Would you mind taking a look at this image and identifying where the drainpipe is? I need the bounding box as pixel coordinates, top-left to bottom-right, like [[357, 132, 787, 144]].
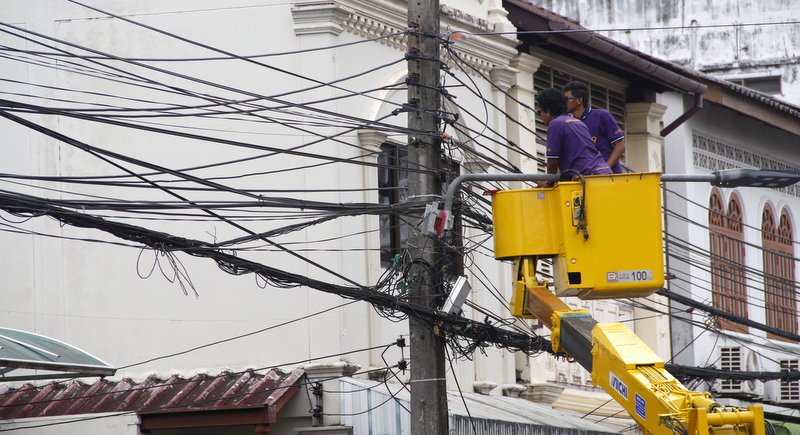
[[660, 92, 705, 137]]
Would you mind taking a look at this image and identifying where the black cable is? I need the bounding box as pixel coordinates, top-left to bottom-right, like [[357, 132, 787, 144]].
[[0, 100, 436, 176], [0, 22, 426, 145], [657, 288, 800, 342], [117, 299, 363, 369], [445, 345, 477, 435], [67, 0, 406, 110], [0, 190, 554, 356], [0, 29, 409, 62]]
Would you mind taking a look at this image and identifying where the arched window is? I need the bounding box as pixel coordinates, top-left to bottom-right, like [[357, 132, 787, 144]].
[[763, 206, 798, 340], [709, 190, 748, 332]]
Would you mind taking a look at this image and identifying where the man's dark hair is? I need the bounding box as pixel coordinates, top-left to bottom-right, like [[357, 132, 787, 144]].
[[537, 87, 567, 115], [564, 81, 590, 105]]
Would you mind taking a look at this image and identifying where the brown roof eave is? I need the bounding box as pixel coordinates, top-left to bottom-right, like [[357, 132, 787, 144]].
[[503, 0, 707, 95], [704, 81, 800, 137]]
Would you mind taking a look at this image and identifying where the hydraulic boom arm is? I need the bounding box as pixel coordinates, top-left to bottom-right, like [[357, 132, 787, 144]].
[[514, 257, 766, 435]]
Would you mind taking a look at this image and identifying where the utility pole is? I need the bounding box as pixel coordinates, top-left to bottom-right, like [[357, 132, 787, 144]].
[[407, 0, 448, 434]]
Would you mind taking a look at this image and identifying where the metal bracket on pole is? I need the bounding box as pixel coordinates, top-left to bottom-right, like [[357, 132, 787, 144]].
[[439, 173, 560, 235]]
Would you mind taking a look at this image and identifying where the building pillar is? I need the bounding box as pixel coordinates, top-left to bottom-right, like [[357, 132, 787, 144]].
[[357, 129, 392, 373], [625, 102, 667, 172], [486, 0, 517, 34], [624, 101, 672, 360], [301, 361, 360, 428], [506, 53, 543, 176]]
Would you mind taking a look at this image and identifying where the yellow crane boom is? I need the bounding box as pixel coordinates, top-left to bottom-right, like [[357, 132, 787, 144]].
[[491, 174, 767, 435]]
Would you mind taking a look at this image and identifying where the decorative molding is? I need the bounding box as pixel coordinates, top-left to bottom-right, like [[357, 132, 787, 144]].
[[293, 0, 519, 76], [501, 383, 527, 398], [440, 4, 491, 30], [626, 102, 667, 135], [510, 53, 544, 82], [473, 380, 498, 395], [291, 1, 351, 36], [486, 0, 517, 35], [692, 131, 800, 197], [357, 129, 389, 154], [489, 65, 517, 92]]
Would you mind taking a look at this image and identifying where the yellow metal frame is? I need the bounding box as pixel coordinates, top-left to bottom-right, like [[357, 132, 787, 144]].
[[492, 173, 664, 300], [592, 323, 765, 435], [496, 173, 767, 435]]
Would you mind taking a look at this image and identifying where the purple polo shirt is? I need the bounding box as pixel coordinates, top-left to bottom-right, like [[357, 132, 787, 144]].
[[580, 108, 625, 173], [546, 114, 612, 175]]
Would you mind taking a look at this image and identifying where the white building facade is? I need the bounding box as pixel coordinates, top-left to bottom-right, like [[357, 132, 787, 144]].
[[527, 0, 800, 105], [5, 0, 795, 433]]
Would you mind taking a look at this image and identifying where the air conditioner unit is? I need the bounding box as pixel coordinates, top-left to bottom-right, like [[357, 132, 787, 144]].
[[714, 346, 764, 399], [777, 359, 800, 404]]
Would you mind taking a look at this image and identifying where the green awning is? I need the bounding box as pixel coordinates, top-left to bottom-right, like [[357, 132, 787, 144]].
[[0, 327, 115, 380], [769, 419, 800, 435]]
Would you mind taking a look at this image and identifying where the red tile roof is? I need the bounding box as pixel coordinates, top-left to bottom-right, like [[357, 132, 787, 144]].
[[0, 368, 304, 423]]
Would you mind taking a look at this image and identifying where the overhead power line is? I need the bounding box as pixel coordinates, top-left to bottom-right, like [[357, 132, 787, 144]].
[[0, 189, 554, 357], [657, 289, 800, 342], [665, 363, 800, 383]]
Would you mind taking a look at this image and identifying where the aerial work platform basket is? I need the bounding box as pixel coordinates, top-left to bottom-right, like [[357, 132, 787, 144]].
[[491, 172, 664, 300]]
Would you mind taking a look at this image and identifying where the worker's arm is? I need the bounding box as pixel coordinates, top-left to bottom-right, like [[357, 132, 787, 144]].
[[541, 158, 559, 187], [607, 139, 625, 169], [546, 158, 559, 174]]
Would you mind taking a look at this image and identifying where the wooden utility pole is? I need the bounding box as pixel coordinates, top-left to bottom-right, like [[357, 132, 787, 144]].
[[407, 0, 448, 434]]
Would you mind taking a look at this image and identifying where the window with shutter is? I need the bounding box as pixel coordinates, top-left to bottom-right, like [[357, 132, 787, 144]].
[[533, 66, 626, 166]]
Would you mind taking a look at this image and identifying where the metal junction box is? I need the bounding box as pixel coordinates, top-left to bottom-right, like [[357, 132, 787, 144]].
[[491, 173, 664, 299]]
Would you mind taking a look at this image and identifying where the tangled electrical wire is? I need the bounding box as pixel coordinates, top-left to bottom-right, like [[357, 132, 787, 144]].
[[0, 189, 555, 359]]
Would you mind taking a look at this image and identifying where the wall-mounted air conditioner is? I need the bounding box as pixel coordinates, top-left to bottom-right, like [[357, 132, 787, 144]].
[[713, 346, 764, 399], [777, 359, 800, 404]]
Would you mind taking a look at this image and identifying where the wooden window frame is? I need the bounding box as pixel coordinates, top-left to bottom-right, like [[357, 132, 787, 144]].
[[763, 206, 798, 341], [709, 189, 748, 332]]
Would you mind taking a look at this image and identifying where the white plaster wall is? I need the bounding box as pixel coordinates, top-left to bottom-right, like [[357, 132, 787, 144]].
[[0, 414, 141, 435], [0, 0, 518, 398], [663, 93, 800, 385], [529, 0, 800, 105]]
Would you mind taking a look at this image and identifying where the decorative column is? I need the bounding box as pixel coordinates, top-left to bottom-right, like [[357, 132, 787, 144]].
[[490, 64, 516, 166], [357, 129, 391, 375], [625, 102, 668, 172], [624, 101, 671, 359], [506, 53, 543, 175], [299, 361, 360, 433], [486, 0, 517, 34]]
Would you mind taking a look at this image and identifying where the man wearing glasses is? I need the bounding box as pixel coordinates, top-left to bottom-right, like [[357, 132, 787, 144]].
[[537, 87, 612, 179], [563, 81, 626, 174]]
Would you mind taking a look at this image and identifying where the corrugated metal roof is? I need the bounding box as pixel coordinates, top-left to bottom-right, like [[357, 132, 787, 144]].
[[447, 390, 618, 433], [339, 377, 621, 435], [0, 328, 115, 379], [0, 368, 303, 421]]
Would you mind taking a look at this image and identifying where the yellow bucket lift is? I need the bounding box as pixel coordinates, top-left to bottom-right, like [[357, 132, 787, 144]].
[[437, 169, 784, 435], [491, 172, 664, 300], [478, 172, 767, 435]]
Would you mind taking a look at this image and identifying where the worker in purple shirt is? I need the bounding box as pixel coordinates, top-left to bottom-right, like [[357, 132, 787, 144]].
[[564, 81, 626, 173], [537, 87, 612, 178]]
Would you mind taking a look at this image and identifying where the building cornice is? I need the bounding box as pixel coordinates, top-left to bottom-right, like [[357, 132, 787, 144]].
[[292, 0, 519, 75]]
